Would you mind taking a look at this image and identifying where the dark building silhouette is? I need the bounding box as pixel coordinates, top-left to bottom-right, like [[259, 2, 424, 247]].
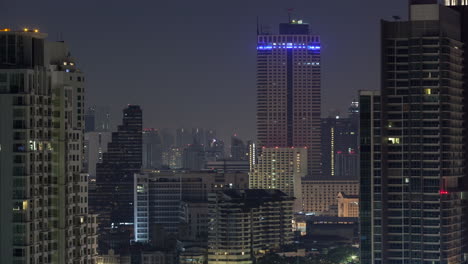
[[321, 104, 359, 178], [85, 107, 96, 132], [92, 105, 143, 253], [182, 142, 206, 170], [360, 3, 466, 263], [230, 135, 248, 161], [142, 128, 163, 169]]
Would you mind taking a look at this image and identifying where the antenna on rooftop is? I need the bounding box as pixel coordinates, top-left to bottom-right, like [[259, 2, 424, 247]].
[[287, 8, 295, 23]]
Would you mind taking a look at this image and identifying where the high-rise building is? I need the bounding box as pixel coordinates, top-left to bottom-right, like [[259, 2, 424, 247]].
[[84, 131, 112, 178], [230, 134, 248, 161], [321, 115, 359, 177], [92, 105, 142, 252], [0, 29, 97, 263], [256, 20, 321, 176], [207, 189, 294, 264], [176, 128, 192, 148], [85, 107, 96, 132], [249, 147, 307, 211], [360, 3, 465, 263], [134, 170, 249, 243], [142, 128, 163, 169], [182, 143, 206, 170]]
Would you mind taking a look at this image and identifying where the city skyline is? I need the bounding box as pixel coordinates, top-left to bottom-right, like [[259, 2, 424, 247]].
[[0, 0, 407, 141]]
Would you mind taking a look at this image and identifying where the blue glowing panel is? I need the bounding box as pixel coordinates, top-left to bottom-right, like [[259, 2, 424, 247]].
[[257, 43, 320, 50]]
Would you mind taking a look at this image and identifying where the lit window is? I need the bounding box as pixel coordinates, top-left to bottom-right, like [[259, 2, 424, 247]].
[[424, 88, 432, 95], [388, 138, 400, 144]]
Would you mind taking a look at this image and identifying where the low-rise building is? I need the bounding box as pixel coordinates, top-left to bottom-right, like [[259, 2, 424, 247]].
[[208, 189, 294, 264]]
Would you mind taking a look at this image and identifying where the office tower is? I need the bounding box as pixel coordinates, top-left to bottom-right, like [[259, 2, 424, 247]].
[[334, 151, 359, 178], [257, 20, 321, 176], [230, 134, 248, 161], [0, 29, 97, 263], [205, 138, 225, 161], [302, 177, 359, 215], [162, 147, 183, 169], [182, 143, 206, 170], [321, 114, 359, 177], [176, 128, 192, 147], [142, 128, 163, 169], [249, 148, 307, 211], [337, 192, 359, 218], [93, 105, 142, 252], [134, 170, 249, 243], [207, 189, 294, 264], [83, 131, 112, 178], [191, 128, 205, 146], [94, 106, 111, 132], [205, 129, 216, 147], [85, 107, 96, 132], [360, 3, 465, 263]]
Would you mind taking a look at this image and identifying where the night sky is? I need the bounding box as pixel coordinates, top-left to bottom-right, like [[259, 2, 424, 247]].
[[1, 0, 407, 142]]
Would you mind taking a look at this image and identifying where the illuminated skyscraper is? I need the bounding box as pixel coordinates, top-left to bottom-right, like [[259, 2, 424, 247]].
[[0, 29, 97, 263], [256, 20, 321, 177]]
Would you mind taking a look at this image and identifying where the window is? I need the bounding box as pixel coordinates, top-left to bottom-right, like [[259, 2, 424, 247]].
[[388, 138, 400, 144]]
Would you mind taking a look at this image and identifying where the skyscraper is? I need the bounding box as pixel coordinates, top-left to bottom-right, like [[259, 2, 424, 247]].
[[142, 128, 163, 169], [360, 3, 464, 263], [0, 29, 97, 263], [92, 105, 142, 252], [256, 20, 321, 176], [321, 113, 359, 178]]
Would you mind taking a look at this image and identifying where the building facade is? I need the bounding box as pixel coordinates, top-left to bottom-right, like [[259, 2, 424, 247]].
[[142, 128, 163, 170], [360, 3, 465, 263], [337, 192, 359, 218], [134, 170, 249, 243], [0, 29, 97, 264], [302, 177, 359, 215], [92, 105, 142, 252], [207, 189, 294, 264], [256, 21, 321, 177], [249, 147, 307, 212]]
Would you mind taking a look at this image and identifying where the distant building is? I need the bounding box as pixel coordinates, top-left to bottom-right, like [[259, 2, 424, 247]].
[[207, 189, 294, 264], [162, 147, 183, 169], [321, 111, 358, 178], [182, 143, 206, 170], [302, 176, 358, 215], [85, 107, 96, 132], [205, 160, 250, 173], [205, 138, 225, 161], [134, 170, 249, 243], [250, 148, 307, 212], [92, 105, 143, 253], [84, 131, 112, 178], [257, 20, 322, 176], [143, 128, 163, 169], [337, 192, 359, 218], [230, 135, 248, 161], [141, 251, 176, 264]]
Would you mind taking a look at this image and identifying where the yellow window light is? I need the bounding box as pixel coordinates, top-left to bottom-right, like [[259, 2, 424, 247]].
[[424, 88, 432, 95], [23, 28, 28, 32]]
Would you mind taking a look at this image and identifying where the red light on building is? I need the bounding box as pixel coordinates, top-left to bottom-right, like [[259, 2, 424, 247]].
[[439, 190, 449, 195]]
